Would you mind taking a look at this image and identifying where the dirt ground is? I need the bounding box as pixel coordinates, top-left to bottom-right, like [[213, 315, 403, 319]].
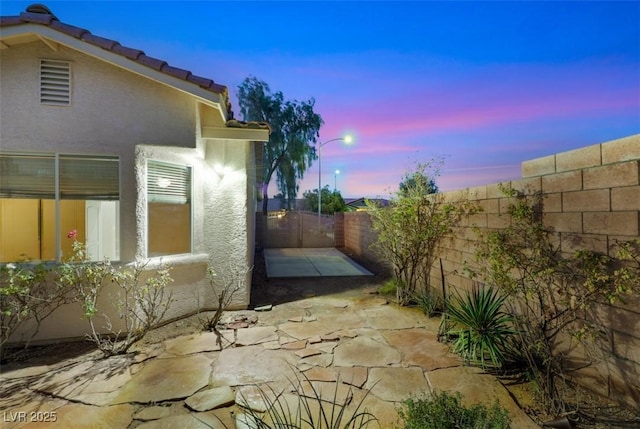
[[2, 248, 638, 428]]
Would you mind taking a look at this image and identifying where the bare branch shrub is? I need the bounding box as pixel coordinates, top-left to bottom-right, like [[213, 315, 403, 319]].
[[1, 262, 77, 356], [199, 261, 252, 349], [66, 241, 174, 357], [471, 186, 640, 414]]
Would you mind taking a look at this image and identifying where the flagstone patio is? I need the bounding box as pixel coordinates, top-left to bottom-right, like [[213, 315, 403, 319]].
[[0, 288, 539, 428]]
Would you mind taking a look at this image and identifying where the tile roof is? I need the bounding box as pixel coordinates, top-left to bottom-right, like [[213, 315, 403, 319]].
[[1, 3, 270, 133]]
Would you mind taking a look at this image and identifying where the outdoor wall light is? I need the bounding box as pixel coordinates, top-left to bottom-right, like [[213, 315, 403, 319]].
[[156, 177, 171, 188], [214, 164, 232, 176]]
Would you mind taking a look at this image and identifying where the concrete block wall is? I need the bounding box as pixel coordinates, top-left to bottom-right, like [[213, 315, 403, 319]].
[[343, 134, 640, 408], [334, 213, 345, 248], [342, 211, 393, 276]]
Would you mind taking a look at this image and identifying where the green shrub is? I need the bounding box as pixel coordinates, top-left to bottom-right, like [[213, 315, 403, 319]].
[[412, 289, 442, 317], [397, 391, 511, 429], [378, 279, 399, 296], [367, 160, 477, 306]]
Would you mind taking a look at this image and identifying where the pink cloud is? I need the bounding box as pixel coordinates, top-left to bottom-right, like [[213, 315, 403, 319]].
[[311, 57, 638, 144], [320, 84, 635, 141]]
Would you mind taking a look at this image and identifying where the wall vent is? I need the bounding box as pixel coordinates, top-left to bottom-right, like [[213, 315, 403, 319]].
[[40, 59, 71, 105]]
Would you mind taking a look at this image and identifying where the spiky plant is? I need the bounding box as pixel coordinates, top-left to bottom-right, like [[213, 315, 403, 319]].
[[446, 284, 514, 369], [237, 370, 378, 429]]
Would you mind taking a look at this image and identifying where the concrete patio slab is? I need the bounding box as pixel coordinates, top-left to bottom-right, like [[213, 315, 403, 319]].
[[264, 248, 373, 278]]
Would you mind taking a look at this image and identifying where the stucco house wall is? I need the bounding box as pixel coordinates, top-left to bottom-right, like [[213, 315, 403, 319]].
[[0, 6, 268, 343], [1, 41, 203, 263]]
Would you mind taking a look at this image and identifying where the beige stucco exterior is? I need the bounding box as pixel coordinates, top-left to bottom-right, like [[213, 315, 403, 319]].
[[1, 29, 268, 343]]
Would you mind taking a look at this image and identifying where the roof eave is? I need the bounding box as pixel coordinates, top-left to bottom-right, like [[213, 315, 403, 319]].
[[203, 126, 270, 142]]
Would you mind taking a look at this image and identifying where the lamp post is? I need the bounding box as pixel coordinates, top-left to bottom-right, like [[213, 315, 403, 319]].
[[318, 136, 352, 229], [334, 169, 340, 191]]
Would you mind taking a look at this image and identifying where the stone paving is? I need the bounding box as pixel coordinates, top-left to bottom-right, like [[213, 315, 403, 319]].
[[0, 290, 539, 428]]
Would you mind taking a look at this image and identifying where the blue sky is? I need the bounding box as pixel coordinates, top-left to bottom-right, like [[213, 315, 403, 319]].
[[3, 1, 639, 197]]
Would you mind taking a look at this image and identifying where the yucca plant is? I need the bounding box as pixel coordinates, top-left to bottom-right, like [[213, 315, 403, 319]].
[[237, 370, 378, 428], [445, 283, 514, 369]]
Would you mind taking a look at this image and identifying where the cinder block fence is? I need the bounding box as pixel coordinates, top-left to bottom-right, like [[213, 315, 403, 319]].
[[342, 134, 640, 408]]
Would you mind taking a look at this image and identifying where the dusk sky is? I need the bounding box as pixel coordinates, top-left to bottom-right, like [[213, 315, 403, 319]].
[[3, 1, 639, 198]]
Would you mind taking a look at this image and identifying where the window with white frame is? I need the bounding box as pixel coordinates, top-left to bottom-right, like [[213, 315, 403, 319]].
[[0, 153, 120, 263], [147, 160, 192, 257]]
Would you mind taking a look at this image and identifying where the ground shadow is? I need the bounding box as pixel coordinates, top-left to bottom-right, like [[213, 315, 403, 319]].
[[1, 340, 96, 367]]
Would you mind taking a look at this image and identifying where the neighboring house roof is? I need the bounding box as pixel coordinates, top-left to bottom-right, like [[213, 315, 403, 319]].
[[345, 198, 390, 209], [0, 3, 270, 134]]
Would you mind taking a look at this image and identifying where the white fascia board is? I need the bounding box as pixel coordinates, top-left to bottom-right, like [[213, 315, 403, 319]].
[[202, 126, 270, 142], [1, 24, 227, 121]]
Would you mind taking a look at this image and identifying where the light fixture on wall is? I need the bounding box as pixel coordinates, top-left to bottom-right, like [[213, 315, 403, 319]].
[[156, 177, 171, 188], [214, 164, 232, 177]]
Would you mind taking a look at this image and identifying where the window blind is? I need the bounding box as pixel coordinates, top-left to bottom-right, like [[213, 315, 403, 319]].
[[40, 59, 71, 105], [0, 153, 119, 200], [59, 155, 119, 200], [147, 161, 191, 204], [0, 153, 55, 198]]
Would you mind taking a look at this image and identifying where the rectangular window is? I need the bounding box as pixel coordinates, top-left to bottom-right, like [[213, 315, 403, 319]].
[[147, 160, 191, 257], [40, 59, 71, 105], [0, 153, 119, 263]]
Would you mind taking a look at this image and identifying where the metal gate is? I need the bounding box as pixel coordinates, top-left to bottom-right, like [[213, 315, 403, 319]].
[[263, 211, 334, 248]]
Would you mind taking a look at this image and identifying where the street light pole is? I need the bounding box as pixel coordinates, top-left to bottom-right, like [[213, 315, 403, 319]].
[[334, 169, 340, 191], [317, 136, 352, 230]]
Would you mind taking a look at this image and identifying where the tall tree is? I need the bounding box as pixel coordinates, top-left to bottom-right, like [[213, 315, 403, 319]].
[[237, 77, 323, 214], [399, 170, 439, 195]]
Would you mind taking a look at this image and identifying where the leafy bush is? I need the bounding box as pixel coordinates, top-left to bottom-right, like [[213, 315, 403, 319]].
[[445, 284, 514, 369], [378, 279, 399, 296], [367, 160, 476, 306], [397, 391, 511, 429]]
